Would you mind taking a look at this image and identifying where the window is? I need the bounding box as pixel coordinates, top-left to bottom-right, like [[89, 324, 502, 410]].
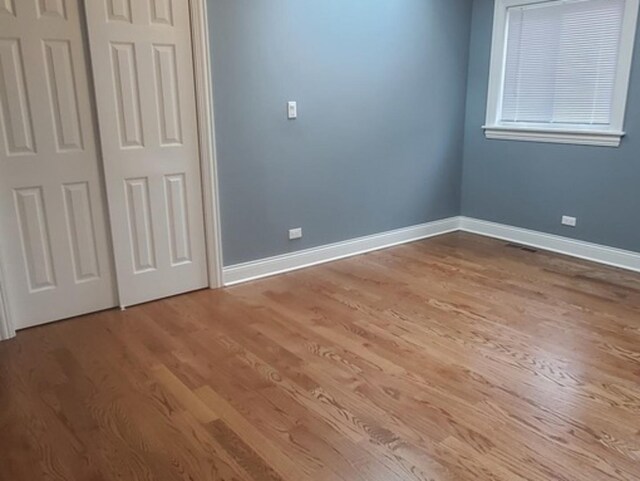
[[484, 0, 639, 147]]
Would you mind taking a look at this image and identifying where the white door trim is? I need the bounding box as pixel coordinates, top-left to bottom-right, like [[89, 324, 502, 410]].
[[0, 241, 15, 340], [190, 0, 224, 288]]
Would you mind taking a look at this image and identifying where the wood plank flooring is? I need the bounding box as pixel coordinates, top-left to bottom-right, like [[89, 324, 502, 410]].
[[1, 232, 640, 481]]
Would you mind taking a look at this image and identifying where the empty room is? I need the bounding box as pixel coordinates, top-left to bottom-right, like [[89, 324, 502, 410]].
[[1, 0, 639, 480]]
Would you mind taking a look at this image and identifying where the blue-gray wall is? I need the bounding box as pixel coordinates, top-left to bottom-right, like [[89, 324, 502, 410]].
[[209, 0, 473, 266], [462, 0, 640, 253]]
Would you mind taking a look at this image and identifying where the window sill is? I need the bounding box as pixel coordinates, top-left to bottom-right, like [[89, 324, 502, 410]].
[[482, 125, 624, 147]]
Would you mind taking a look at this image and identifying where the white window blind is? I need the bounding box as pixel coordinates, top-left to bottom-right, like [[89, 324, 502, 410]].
[[501, 0, 626, 126]]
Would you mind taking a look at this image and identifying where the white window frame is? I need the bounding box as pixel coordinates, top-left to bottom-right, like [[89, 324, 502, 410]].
[[483, 0, 640, 147]]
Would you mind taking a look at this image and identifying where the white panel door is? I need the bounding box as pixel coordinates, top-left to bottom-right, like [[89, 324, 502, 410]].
[[0, 0, 117, 328], [84, 0, 208, 307]]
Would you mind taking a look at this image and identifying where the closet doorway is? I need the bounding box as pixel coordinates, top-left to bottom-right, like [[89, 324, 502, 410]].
[[0, 0, 220, 332]]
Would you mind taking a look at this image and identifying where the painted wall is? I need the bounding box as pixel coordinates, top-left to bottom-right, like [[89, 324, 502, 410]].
[[208, 0, 473, 266], [462, 0, 640, 253]]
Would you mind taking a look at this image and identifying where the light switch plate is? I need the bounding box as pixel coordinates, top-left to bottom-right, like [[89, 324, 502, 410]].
[[287, 101, 297, 119]]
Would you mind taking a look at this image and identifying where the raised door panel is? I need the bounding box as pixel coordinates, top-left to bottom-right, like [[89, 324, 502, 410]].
[[0, 39, 36, 156], [13, 187, 56, 292], [43, 40, 84, 152], [0, 0, 15, 16], [150, 0, 173, 25], [124, 177, 156, 273], [62, 182, 101, 282], [164, 174, 191, 266], [107, 0, 132, 23], [152, 44, 182, 146], [37, 0, 67, 19], [110, 42, 144, 148]]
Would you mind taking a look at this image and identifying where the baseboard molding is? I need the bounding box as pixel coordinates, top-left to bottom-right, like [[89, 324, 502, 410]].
[[223, 216, 640, 286], [223, 217, 461, 285], [459, 217, 640, 273]]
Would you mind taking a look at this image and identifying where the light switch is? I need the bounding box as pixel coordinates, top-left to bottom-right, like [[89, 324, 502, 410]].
[[287, 101, 297, 119]]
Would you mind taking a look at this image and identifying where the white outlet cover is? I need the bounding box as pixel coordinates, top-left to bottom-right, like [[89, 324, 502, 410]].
[[289, 228, 302, 240], [562, 216, 577, 227]]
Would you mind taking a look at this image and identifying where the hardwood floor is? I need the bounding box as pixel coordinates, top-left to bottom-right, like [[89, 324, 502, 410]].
[[1, 232, 640, 481]]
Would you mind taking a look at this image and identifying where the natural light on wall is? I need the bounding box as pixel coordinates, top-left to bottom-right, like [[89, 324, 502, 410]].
[[484, 0, 640, 147]]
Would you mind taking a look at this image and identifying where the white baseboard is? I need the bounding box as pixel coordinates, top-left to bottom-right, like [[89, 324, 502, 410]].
[[459, 217, 640, 273], [223, 217, 461, 285], [223, 216, 640, 286]]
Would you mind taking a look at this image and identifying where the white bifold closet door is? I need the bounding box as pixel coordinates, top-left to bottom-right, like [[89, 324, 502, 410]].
[[84, 0, 208, 308], [0, 0, 117, 328]]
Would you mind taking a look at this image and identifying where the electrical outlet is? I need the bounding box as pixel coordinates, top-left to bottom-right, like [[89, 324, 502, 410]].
[[562, 216, 577, 227], [289, 228, 302, 240]]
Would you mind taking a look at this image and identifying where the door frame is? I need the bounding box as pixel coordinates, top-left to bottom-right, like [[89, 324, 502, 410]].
[[190, 0, 224, 289], [0, 237, 15, 340], [0, 0, 223, 338]]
